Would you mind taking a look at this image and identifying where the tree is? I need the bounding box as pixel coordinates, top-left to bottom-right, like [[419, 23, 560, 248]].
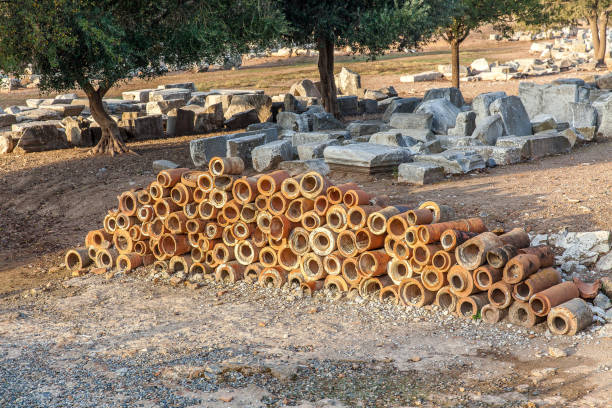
[[0, 0, 285, 155], [553, 1, 612, 66], [280, 0, 451, 117], [441, 0, 547, 89]]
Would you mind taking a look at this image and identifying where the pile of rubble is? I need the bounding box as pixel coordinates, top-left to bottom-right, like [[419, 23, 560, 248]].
[[65, 159, 610, 336]]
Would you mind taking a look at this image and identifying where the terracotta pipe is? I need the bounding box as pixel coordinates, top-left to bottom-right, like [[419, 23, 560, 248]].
[[204, 222, 221, 240], [301, 210, 323, 231], [170, 183, 193, 206], [379, 285, 400, 304], [183, 202, 199, 219], [257, 246, 277, 267], [456, 232, 503, 270], [413, 243, 444, 266], [418, 201, 455, 223], [341, 257, 362, 286], [157, 168, 189, 188], [388, 259, 413, 285], [217, 213, 229, 227], [347, 205, 381, 230], [209, 156, 245, 176], [431, 250, 455, 273], [337, 230, 358, 257], [212, 242, 235, 264], [215, 261, 246, 283], [435, 286, 458, 312], [153, 260, 168, 274], [473, 265, 503, 291], [198, 201, 218, 220], [288, 227, 310, 255], [278, 245, 300, 271], [254, 195, 269, 212], [404, 226, 420, 246], [213, 175, 234, 191], [154, 198, 180, 219], [518, 246, 555, 268], [235, 240, 260, 265], [209, 188, 230, 209], [196, 172, 214, 193], [409, 257, 425, 275], [136, 205, 154, 223], [547, 298, 593, 336], [204, 251, 219, 270], [355, 228, 384, 253], [268, 192, 289, 216], [151, 240, 169, 261], [119, 190, 139, 216], [257, 170, 290, 196], [244, 263, 264, 284], [116, 253, 144, 273], [399, 277, 436, 307], [269, 236, 287, 253], [286, 198, 314, 222], [86, 229, 112, 249], [270, 214, 298, 240], [149, 181, 170, 201], [201, 237, 220, 252], [509, 301, 545, 327], [440, 230, 478, 252], [140, 222, 151, 238], [481, 304, 507, 324], [359, 275, 393, 298], [191, 246, 205, 263], [300, 280, 325, 296], [239, 202, 257, 223], [115, 214, 138, 231], [421, 266, 448, 292], [95, 248, 119, 268], [572, 277, 601, 299], [113, 229, 134, 254], [288, 269, 305, 288], [256, 212, 272, 233], [323, 252, 346, 276], [503, 254, 542, 284], [346, 286, 360, 300], [280, 176, 302, 200], [418, 218, 487, 244], [298, 252, 323, 281], [186, 219, 206, 234], [488, 281, 515, 309], [406, 209, 433, 226], [221, 226, 237, 247], [513, 267, 561, 302], [325, 204, 349, 233], [456, 293, 489, 319], [394, 235, 413, 259], [232, 221, 255, 241], [137, 188, 153, 205], [384, 235, 397, 257], [188, 232, 201, 248], [299, 171, 331, 199], [325, 275, 350, 299], [165, 211, 189, 234], [161, 234, 190, 257], [367, 206, 403, 235], [259, 266, 288, 289], [448, 265, 478, 297], [222, 200, 242, 223], [252, 226, 268, 248], [65, 248, 92, 271], [529, 281, 579, 317], [358, 250, 390, 278], [133, 240, 151, 256], [313, 195, 329, 216], [180, 170, 204, 188], [309, 227, 337, 256], [189, 262, 212, 278], [232, 176, 260, 204], [327, 182, 358, 204], [343, 189, 371, 208], [486, 245, 519, 269]]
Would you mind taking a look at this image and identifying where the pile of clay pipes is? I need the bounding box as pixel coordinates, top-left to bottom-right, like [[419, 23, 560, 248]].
[[65, 156, 595, 336]]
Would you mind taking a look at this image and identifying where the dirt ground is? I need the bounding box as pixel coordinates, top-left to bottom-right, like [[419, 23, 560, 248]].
[[1, 33, 612, 407]]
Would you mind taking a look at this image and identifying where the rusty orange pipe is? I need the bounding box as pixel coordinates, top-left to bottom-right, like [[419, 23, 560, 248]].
[[118, 190, 139, 216], [244, 263, 264, 284], [301, 210, 323, 231], [509, 301, 545, 327], [418, 217, 487, 244], [288, 227, 310, 255], [170, 183, 193, 206], [359, 275, 393, 298], [149, 181, 170, 201], [473, 265, 503, 291], [323, 252, 346, 276], [268, 192, 289, 215], [486, 244, 520, 269], [65, 248, 92, 271], [379, 285, 400, 304], [314, 195, 329, 216], [431, 250, 455, 273], [116, 253, 144, 273], [209, 156, 244, 176], [481, 304, 508, 324], [165, 211, 189, 234], [280, 176, 302, 200], [435, 286, 458, 312], [299, 171, 331, 199], [347, 205, 381, 230], [270, 214, 298, 240], [406, 208, 433, 226], [448, 265, 478, 297], [503, 254, 542, 284], [513, 267, 561, 302], [456, 293, 489, 319], [154, 198, 180, 219], [327, 182, 358, 204], [326, 204, 348, 233], [421, 266, 448, 292], [529, 281, 579, 317], [399, 277, 435, 307], [113, 229, 134, 254], [300, 280, 325, 296], [355, 228, 385, 253], [286, 198, 314, 222], [257, 170, 290, 196], [215, 261, 246, 283], [413, 243, 443, 266], [357, 250, 390, 278], [488, 281, 515, 309], [337, 230, 358, 257], [440, 229, 479, 252], [388, 259, 412, 284], [196, 172, 214, 193], [157, 168, 189, 188], [341, 257, 361, 286], [343, 189, 371, 208], [232, 175, 261, 204]]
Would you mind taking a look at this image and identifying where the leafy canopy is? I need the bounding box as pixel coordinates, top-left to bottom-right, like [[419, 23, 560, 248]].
[[0, 0, 285, 93]]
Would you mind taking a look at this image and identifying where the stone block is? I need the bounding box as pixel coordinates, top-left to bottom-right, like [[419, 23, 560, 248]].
[[368, 132, 406, 147], [224, 94, 272, 123], [489, 96, 532, 136], [278, 159, 330, 176], [149, 88, 191, 102], [289, 79, 321, 98], [400, 71, 443, 82], [227, 133, 266, 165], [152, 160, 179, 171], [0, 133, 15, 154], [472, 115, 504, 146], [312, 112, 345, 131], [336, 67, 361, 95], [133, 115, 163, 140], [398, 162, 444, 184], [519, 81, 587, 123], [158, 82, 196, 92], [568, 102, 597, 128], [472, 91, 507, 126], [291, 131, 348, 148], [389, 113, 433, 130], [413, 149, 486, 174], [346, 121, 384, 137], [414, 99, 460, 134], [423, 87, 465, 108], [337, 95, 359, 116], [531, 114, 557, 133], [496, 132, 571, 159], [297, 139, 340, 160], [146, 99, 185, 115], [252, 140, 293, 172], [448, 111, 476, 136], [224, 109, 260, 130], [122, 89, 155, 102], [323, 143, 412, 173], [358, 99, 379, 115], [277, 111, 310, 131], [14, 125, 67, 153], [382, 97, 421, 121], [0, 114, 16, 128]]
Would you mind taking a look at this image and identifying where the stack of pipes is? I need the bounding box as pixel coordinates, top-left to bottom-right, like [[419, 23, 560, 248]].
[[65, 156, 594, 336]]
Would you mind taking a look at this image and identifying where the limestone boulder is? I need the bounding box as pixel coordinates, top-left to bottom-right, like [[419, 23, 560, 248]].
[[414, 99, 460, 134]]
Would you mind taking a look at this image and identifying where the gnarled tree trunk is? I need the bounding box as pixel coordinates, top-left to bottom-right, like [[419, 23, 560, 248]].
[[316, 36, 339, 118], [86, 87, 129, 156], [588, 11, 610, 67]]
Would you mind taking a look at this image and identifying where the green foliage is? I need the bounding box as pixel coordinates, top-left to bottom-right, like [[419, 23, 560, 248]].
[[0, 0, 286, 94]]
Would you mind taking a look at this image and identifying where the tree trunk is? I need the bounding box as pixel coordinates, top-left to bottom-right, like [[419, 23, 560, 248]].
[[588, 15, 604, 66], [316, 36, 339, 118], [597, 12, 609, 65], [87, 89, 129, 156], [451, 39, 460, 89]]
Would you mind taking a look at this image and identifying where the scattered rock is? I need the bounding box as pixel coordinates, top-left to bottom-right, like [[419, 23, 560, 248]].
[[152, 160, 179, 171]]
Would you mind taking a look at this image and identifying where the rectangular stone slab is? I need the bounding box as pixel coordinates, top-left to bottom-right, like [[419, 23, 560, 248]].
[[324, 143, 412, 174]]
